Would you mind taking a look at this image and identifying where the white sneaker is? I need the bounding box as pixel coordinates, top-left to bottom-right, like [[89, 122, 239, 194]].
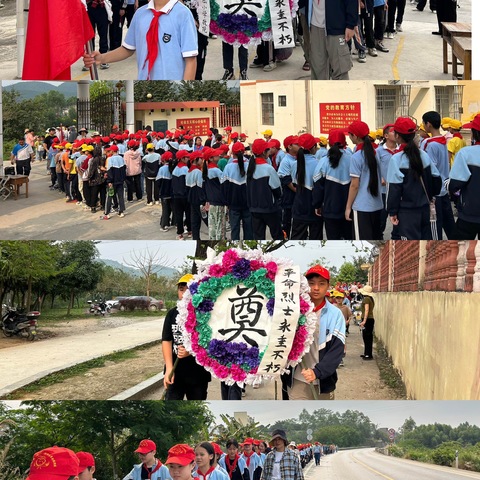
[[263, 62, 277, 72], [155, 200, 160, 205], [368, 47, 378, 57], [387, 32, 395, 39], [396, 23, 403, 32], [118, 212, 125, 218], [146, 202, 153, 206]]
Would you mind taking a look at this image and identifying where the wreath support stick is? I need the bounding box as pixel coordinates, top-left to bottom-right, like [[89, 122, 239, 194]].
[[161, 358, 180, 400], [301, 359, 319, 400]]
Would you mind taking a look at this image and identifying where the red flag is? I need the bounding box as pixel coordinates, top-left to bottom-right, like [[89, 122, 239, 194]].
[[22, 0, 94, 80]]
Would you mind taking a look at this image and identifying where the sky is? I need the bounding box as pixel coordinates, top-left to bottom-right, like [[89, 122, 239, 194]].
[[207, 400, 480, 432], [95, 240, 373, 273]]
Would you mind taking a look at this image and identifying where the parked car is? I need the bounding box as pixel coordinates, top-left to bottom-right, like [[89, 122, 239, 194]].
[[118, 296, 164, 312], [105, 297, 126, 309]]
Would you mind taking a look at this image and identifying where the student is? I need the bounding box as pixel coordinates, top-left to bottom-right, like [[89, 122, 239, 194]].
[[290, 133, 323, 240], [246, 139, 283, 240], [186, 151, 208, 240], [219, 439, 250, 480], [143, 143, 161, 205], [312, 130, 352, 240], [286, 265, 345, 400], [240, 439, 262, 480], [278, 136, 299, 239], [157, 151, 175, 232], [386, 117, 442, 240], [26, 446, 80, 480], [202, 148, 227, 240], [83, 0, 198, 79], [165, 444, 196, 480], [448, 113, 480, 239], [421, 111, 456, 239], [195, 443, 229, 480], [221, 142, 253, 240], [162, 274, 211, 399], [123, 440, 171, 480], [76, 452, 96, 480], [103, 145, 127, 219], [172, 151, 192, 240], [345, 120, 383, 239]]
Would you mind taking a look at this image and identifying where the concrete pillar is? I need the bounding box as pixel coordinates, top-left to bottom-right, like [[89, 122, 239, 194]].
[[456, 241, 468, 291], [126, 80, 135, 134], [77, 81, 91, 130], [473, 241, 480, 293], [388, 241, 395, 292], [418, 240, 427, 290]]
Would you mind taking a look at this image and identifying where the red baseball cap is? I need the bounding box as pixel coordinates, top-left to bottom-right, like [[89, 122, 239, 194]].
[[135, 439, 156, 454], [252, 139, 269, 155], [162, 151, 173, 161], [304, 265, 330, 281], [328, 129, 346, 147], [283, 135, 299, 150], [165, 444, 196, 466], [230, 132, 239, 139], [240, 133, 248, 138], [202, 147, 214, 160], [243, 438, 254, 445], [176, 150, 190, 160], [211, 442, 224, 455], [382, 123, 395, 133], [225, 126, 232, 131], [463, 114, 480, 130], [27, 446, 80, 480], [107, 144, 119, 152], [267, 139, 281, 150], [219, 144, 230, 153], [76, 452, 95, 474], [297, 133, 317, 150], [348, 120, 370, 139], [232, 142, 245, 154], [393, 117, 417, 135]]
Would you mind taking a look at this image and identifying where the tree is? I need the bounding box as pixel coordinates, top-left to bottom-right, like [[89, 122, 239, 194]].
[[133, 81, 179, 103], [335, 262, 358, 284], [177, 81, 240, 106]]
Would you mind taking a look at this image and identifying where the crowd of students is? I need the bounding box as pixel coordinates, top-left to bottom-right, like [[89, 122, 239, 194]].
[[25, 432, 338, 480], [11, 111, 479, 240]]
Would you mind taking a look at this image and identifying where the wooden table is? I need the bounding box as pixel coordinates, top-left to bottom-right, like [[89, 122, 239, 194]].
[[7, 175, 29, 200], [452, 36, 472, 80], [441, 22, 471, 74]]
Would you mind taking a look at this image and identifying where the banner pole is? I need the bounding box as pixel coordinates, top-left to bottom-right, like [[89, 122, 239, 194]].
[[86, 40, 99, 80]]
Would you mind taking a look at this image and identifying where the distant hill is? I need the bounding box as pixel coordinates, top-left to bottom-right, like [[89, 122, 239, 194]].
[[4, 81, 77, 100], [100, 259, 179, 278]]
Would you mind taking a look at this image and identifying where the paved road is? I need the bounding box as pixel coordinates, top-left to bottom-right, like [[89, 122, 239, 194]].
[[0, 0, 474, 80], [0, 317, 164, 397], [307, 448, 480, 480]]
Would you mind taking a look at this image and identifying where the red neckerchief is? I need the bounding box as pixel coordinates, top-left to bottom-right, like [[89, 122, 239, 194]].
[[177, 161, 187, 168], [394, 144, 407, 154], [243, 451, 254, 467], [188, 165, 201, 172], [452, 133, 463, 139], [225, 455, 240, 479], [270, 152, 278, 170], [208, 162, 219, 169], [356, 142, 378, 151], [255, 157, 268, 165], [313, 300, 326, 312], [382, 144, 396, 155], [143, 10, 165, 79], [197, 466, 216, 480], [143, 460, 162, 479], [423, 136, 447, 150]]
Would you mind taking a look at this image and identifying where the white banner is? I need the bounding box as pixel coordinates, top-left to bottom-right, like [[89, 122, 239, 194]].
[[196, 0, 211, 38], [268, 0, 295, 49], [257, 265, 300, 375]]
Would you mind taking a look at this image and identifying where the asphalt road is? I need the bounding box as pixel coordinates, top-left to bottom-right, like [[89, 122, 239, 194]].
[[0, 317, 164, 398], [308, 448, 480, 480], [0, 0, 474, 80]]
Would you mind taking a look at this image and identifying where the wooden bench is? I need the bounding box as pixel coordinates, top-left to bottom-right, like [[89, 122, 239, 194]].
[[6, 175, 29, 200], [452, 36, 472, 80], [441, 22, 471, 75]]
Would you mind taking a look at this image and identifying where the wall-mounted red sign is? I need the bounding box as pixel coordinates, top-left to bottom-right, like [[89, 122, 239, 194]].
[[319, 102, 362, 133], [176, 118, 210, 136]]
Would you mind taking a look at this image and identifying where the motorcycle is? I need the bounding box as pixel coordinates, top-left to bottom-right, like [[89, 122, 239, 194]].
[[88, 300, 110, 316], [1, 305, 40, 341]]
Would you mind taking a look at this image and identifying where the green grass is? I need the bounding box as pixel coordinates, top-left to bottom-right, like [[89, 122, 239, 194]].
[[39, 307, 166, 323], [3, 341, 161, 399], [375, 336, 408, 399]]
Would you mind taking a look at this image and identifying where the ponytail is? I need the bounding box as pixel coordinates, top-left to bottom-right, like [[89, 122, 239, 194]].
[[168, 158, 175, 174], [363, 136, 379, 197], [202, 159, 209, 181], [237, 152, 245, 177], [247, 157, 257, 180], [296, 147, 307, 190], [328, 143, 343, 169], [401, 132, 424, 179]]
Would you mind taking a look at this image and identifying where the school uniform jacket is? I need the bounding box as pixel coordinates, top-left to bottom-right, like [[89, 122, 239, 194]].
[[171, 162, 189, 198], [221, 160, 249, 211], [186, 165, 207, 206], [156, 164, 173, 199], [386, 149, 442, 216], [143, 152, 161, 178], [219, 456, 250, 480], [240, 453, 262, 480], [205, 164, 226, 206], [277, 153, 297, 209], [312, 150, 352, 219], [106, 154, 127, 185], [246, 159, 282, 214], [306, 0, 358, 35], [448, 144, 480, 224], [122, 462, 171, 480]]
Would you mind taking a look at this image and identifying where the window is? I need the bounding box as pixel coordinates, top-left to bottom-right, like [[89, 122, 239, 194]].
[[375, 85, 411, 127], [261, 93, 274, 125], [435, 85, 464, 119], [278, 95, 287, 107]]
